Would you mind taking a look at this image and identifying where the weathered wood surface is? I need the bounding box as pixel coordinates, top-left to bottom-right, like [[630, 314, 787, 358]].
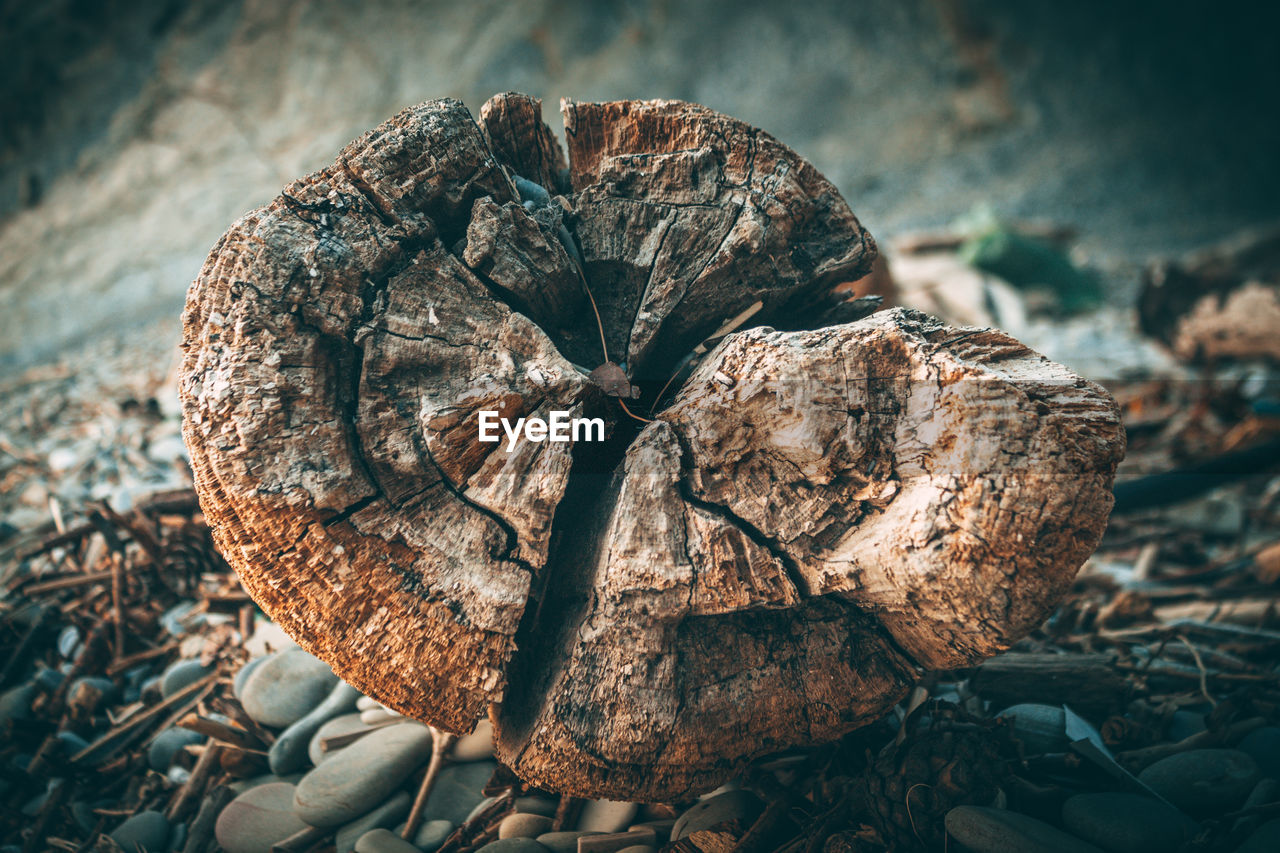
[[181, 93, 1124, 800]]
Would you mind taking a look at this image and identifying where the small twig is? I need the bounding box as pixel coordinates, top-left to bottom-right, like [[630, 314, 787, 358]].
[[403, 727, 458, 839], [1176, 635, 1217, 707], [436, 790, 514, 853], [106, 641, 179, 676], [182, 785, 236, 853], [616, 398, 654, 424], [167, 741, 223, 821], [110, 552, 126, 660], [176, 712, 263, 750], [551, 793, 579, 832], [71, 673, 218, 765]]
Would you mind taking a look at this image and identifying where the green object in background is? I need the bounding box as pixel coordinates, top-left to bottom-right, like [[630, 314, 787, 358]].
[[959, 222, 1103, 313]]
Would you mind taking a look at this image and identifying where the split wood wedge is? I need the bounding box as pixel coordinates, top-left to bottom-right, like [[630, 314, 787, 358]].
[[180, 93, 1125, 800]]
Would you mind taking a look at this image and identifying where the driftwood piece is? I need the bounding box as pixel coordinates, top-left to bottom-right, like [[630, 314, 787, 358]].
[[1139, 224, 1280, 361], [180, 94, 1124, 800]]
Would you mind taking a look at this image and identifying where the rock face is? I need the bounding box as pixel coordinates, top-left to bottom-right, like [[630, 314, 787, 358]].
[[180, 94, 1125, 800]]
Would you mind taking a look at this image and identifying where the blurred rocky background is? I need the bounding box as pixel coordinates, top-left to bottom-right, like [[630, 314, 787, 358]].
[[2, 0, 1279, 371]]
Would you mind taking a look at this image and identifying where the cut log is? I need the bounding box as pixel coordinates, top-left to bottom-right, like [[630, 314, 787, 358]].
[[180, 93, 1125, 800]]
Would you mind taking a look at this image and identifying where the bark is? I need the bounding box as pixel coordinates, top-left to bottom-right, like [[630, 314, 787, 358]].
[[181, 93, 1124, 800]]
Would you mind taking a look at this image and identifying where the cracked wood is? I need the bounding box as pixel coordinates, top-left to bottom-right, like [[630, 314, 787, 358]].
[[180, 93, 1124, 800]]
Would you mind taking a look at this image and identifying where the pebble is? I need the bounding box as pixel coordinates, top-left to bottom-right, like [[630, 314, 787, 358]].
[[55, 730, 90, 754], [216, 782, 311, 853], [1238, 727, 1280, 778], [399, 819, 454, 852], [147, 726, 204, 771], [110, 810, 171, 852], [672, 790, 762, 840], [233, 656, 267, 701], [243, 620, 298, 657], [628, 820, 675, 843], [227, 773, 304, 795], [357, 696, 384, 712], [0, 682, 36, 725], [361, 708, 402, 726], [160, 601, 207, 636], [477, 840, 552, 853], [578, 799, 640, 833], [450, 718, 495, 762], [294, 721, 434, 827], [310, 712, 373, 766], [33, 667, 64, 692], [160, 657, 215, 697], [536, 831, 600, 853], [335, 792, 412, 853], [945, 806, 1104, 853], [513, 796, 558, 817], [238, 648, 339, 728], [269, 681, 361, 774], [423, 760, 498, 824], [1137, 749, 1261, 813], [1237, 818, 1280, 852], [1060, 792, 1196, 853], [356, 828, 423, 853], [57, 625, 82, 658], [500, 813, 554, 839], [515, 176, 551, 206], [996, 703, 1070, 754], [1166, 710, 1207, 742]]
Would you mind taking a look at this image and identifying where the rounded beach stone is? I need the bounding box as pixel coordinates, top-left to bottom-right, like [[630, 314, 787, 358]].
[[335, 792, 413, 853], [451, 718, 495, 762], [996, 704, 1070, 754], [160, 658, 215, 697], [578, 799, 639, 833], [1060, 792, 1196, 853], [110, 810, 171, 852], [536, 831, 601, 853], [233, 656, 267, 700], [309, 712, 373, 766], [500, 813, 554, 839], [239, 648, 339, 728], [355, 827, 422, 853], [362, 708, 402, 725], [477, 840, 552, 853], [1238, 727, 1280, 778], [945, 806, 1104, 853], [1136, 749, 1260, 813], [215, 782, 311, 853], [269, 681, 362, 774], [1237, 818, 1280, 853], [294, 722, 434, 827], [672, 790, 762, 840], [398, 819, 454, 852], [513, 796, 557, 817], [423, 761, 497, 825], [148, 726, 204, 771]]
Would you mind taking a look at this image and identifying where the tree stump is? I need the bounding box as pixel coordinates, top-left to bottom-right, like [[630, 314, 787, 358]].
[[180, 93, 1125, 800]]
